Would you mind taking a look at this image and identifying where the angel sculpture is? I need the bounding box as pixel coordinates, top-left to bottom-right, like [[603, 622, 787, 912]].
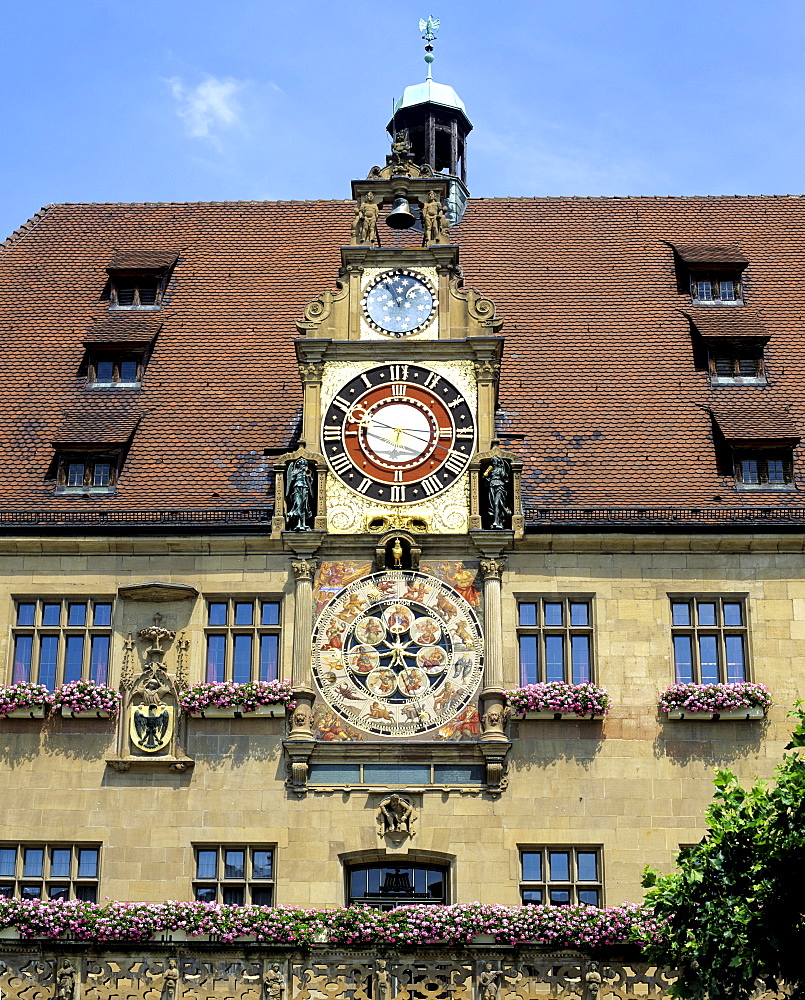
[[133, 703, 170, 749]]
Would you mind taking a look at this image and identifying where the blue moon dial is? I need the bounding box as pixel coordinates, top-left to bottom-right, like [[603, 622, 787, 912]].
[[362, 269, 436, 337]]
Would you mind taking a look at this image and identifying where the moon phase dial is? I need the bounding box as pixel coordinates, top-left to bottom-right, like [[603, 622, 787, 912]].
[[322, 364, 476, 504], [362, 269, 436, 337], [313, 571, 484, 738]]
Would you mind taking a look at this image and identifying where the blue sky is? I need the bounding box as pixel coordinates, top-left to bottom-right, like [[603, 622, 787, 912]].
[[2, 0, 805, 240]]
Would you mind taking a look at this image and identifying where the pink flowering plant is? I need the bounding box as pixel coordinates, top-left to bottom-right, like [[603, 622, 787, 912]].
[[179, 679, 296, 715], [0, 897, 664, 948], [504, 682, 611, 717], [659, 682, 772, 716], [51, 679, 121, 716], [0, 682, 54, 718]]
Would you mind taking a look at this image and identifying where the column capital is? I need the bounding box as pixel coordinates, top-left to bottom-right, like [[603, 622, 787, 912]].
[[291, 558, 316, 581], [479, 556, 506, 581]]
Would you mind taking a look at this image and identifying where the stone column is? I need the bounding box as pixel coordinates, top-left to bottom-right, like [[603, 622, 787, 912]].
[[287, 557, 317, 741], [479, 556, 508, 742]]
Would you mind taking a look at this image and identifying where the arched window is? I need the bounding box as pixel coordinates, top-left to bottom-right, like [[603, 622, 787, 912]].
[[346, 863, 448, 910]]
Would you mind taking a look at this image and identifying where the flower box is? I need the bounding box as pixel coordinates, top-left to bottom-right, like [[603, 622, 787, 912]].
[[179, 680, 296, 717], [667, 705, 766, 721], [519, 710, 603, 720], [659, 682, 772, 719], [193, 705, 286, 718], [59, 707, 111, 719], [51, 680, 121, 718], [0, 926, 20, 939], [504, 681, 611, 719], [4, 706, 47, 719]]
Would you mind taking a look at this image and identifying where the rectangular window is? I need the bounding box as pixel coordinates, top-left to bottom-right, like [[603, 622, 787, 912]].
[[87, 353, 145, 387], [734, 450, 794, 489], [0, 845, 99, 901], [709, 344, 765, 381], [192, 846, 274, 905], [110, 274, 163, 310], [690, 272, 743, 304], [517, 598, 593, 685], [10, 599, 113, 689], [204, 599, 282, 683], [670, 597, 748, 684], [520, 847, 602, 906], [57, 454, 119, 493]]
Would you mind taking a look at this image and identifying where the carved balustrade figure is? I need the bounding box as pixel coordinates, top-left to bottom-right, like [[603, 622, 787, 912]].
[[55, 960, 76, 1000], [375, 960, 391, 1000], [478, 964, 502, 1000], [264, 963, 286, 1000], [161, 959, 180, 1000], [585, 963, 602, 1000]]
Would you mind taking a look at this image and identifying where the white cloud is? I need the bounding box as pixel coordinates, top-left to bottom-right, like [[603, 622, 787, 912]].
[[168, 76, 245, 140]]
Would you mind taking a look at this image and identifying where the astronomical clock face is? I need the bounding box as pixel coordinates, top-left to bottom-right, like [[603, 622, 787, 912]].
[[362, 269, 436, 337], [322, 364, 475, 505], [312, 571, 484, 738]]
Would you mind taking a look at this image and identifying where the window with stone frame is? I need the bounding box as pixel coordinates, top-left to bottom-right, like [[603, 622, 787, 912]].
[[11, 598, 113, 689], [517, 598, 594, 685], [193, 846, 274, 905], [670, 596, 748, 684], [346, 862, 448, 910], [204, 598, 282, 683], [0, 844, 99, 901], [520, 847, 602, 906]]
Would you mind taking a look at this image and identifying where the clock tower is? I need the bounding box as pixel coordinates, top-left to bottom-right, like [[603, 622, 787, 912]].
[[275, 25, 521, 792]]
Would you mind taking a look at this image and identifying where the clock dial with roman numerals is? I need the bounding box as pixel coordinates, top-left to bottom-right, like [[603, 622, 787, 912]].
[[322, 364, 475, 504]]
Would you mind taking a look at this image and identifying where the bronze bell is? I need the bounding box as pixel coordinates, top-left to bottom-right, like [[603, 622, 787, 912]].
[[385, 197, 416, 229]]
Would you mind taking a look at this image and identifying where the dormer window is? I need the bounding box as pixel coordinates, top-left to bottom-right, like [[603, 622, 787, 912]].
[[105, 250, 177, 313], [51, 412, 140, 496], [685, 310, 769, 386], [711, 406, 799, 492], [673, 244, 747, 307]]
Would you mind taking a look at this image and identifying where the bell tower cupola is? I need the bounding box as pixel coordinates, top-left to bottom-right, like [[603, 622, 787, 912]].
[[387, 16, 473, 187]]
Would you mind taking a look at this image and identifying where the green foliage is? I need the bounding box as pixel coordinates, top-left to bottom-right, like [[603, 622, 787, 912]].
[[640, 705, 805, 1000]]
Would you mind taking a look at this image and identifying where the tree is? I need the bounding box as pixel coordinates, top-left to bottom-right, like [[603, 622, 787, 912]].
[[641, 706, 805, 1000]]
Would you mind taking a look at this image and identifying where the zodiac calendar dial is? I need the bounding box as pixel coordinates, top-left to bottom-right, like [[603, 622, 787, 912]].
[[362, 269, 436, 337], [312, 571, 484, 738], [322, 364, 476, 504]]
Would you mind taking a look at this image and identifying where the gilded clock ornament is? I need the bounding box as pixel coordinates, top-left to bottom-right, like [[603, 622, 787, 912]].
[[312, 571, 484, 737], [362, 269, 436, 336], [321, 364, 475, 504]]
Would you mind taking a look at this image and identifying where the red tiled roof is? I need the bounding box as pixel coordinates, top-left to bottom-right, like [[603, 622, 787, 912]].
[[673, 243, 748, 265], [107, 250, 178, 271], [685, 310, 769, 339], [711, 407, 799, 443], [83, 315, 162, 346], [53, 411, 141, 447], [1, 195, 805, 512]]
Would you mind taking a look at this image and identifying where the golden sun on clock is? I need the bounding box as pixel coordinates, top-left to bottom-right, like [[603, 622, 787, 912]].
[[321, 364, 476, 504]]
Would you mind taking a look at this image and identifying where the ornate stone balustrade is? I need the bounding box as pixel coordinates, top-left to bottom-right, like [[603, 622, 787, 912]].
[[0, 946, 689, 1000]]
